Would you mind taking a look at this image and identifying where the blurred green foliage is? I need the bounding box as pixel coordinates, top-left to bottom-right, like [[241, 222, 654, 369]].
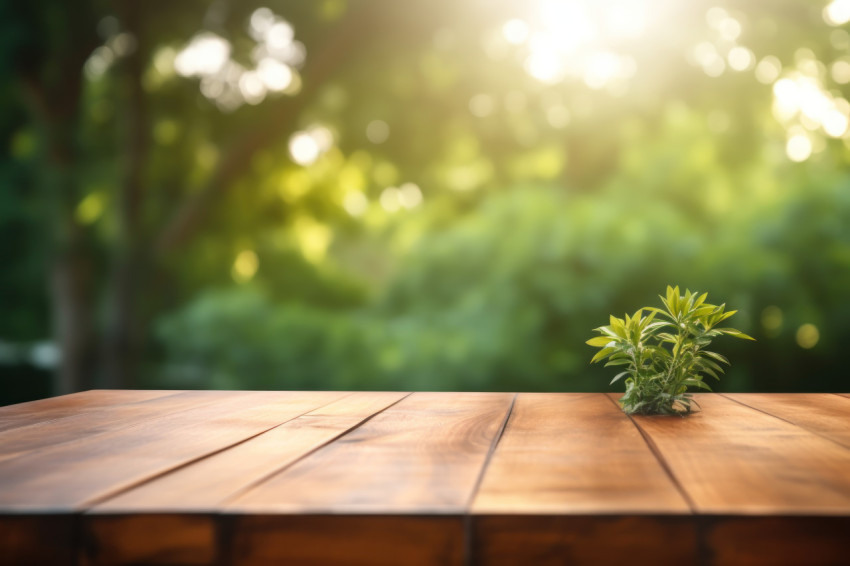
[[2, 0, 850, 401]]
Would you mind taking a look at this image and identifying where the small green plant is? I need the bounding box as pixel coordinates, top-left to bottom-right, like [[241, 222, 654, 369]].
[[586, 286, 754, 415]]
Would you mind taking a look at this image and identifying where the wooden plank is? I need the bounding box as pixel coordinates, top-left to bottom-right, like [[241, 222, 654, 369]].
[[473, 393, 690, 514], [703, 516, 850, 566], [724, 393, 850, 449], [90, 392, 406, 513], [81, 514, 216, 566], [471, 393, 694, 565], [473, 515, 697, 566], [228, 392, 513, 513], [0, 389, 178, 433], [0, 390, 264, 462], [0, 515, 76, 566], [0, 391, 344, 512], [228, 515, 463, 566], [632, 393, 850, 515], [82, 393, 407, 566], [226, 392, 513, 566]]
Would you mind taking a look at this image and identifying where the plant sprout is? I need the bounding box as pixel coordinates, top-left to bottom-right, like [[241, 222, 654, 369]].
[[587, 286, 754, 415]]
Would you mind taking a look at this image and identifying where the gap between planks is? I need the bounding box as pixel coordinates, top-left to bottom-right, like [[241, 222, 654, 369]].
[[215, 392, 414, 508], [84, 392, 359, 509], [720, 392, 850, 451], [0, 390, 183, 435], [463, 393, 517, 566], [604, 393, 698, 513]]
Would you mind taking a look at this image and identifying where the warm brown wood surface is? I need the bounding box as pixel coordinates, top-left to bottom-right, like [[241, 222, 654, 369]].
[[1, 390, 849, 566], [724, 392, 850, 449]]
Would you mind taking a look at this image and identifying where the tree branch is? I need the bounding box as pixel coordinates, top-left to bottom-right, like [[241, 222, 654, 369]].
[[154, 3, 380, 254]]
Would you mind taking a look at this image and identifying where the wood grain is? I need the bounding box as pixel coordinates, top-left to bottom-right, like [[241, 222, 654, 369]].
[[631, 393, 850, 515], [0, 515, 76, 566], [2, 391, 850, 566], [472, 515, 697, 566], [473, 393, 689, 515], [91, 391, 407, 512], [703, 516, 850, 566], [82, 392, 405, 565], [0, 391, 343, 511], [0, 389, 177, 433], [225, 392, 512, 566], [82, 514, 215, 566], [227, 392, 514, 514], [724, 393, 850, 449], [0, 390, 259, 462], [228, 515, 464, 566]]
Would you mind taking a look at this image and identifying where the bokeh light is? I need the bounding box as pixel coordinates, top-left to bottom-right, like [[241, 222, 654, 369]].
[[232, 250, 259, 283], [796, 324, 820, 349]]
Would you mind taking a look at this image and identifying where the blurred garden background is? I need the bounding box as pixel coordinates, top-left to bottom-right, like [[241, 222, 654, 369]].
[[2, 0, 850, 404]]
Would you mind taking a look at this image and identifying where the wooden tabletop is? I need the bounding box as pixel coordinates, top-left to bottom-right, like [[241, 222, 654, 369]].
[[1, 391, 849, 565]]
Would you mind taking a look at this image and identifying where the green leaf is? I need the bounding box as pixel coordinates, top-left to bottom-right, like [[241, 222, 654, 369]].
[[683, 379, 711, 391], [610, 370, 630, 385], [591, 285, 752, 415], [717, 328, 756, 340], [701, 351, 730, 365], [586, 336, 615, 347], [590, 347, 617, 364], [604, 358, 633, 367]]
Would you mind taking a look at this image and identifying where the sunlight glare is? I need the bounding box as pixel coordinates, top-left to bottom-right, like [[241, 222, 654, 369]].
[[289, 132, 321, 166], [238, 72, 266, 105], [266, 21, 294, 50], [822, 108, 849, 137], [524, 49, 564, 83], [604, 2, 646, 39], [249, 8, 275, 38], [174, 33, 231, 77], [786, 132, 812, 162], [583, 52, 632, 89], [502, 19, 530, 45], [537, 0, 597, 53], [257, 58, 293, 91], [728, 46, 755, 72], [824, 0, 850, 26], [505, 0, 658, 88]]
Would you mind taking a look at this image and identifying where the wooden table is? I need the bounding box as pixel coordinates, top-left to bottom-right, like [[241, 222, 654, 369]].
[[1, 391, 849, 565]]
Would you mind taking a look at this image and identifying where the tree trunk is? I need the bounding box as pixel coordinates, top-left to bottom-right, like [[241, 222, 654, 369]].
[[101, 1, 148, 389], [40, 114, 97, 395], [50, 239, 97, 395], [17, 3, 100, 395]]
